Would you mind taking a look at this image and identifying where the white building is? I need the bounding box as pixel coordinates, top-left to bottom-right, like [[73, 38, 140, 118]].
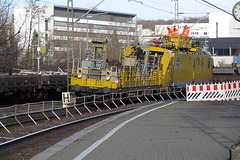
[[137, 25, 159, 43], [138, 22, 209, 43], [209, 12, 240, 38], [14, 5, 54, 63], [14, 5, 137, 69], [155, 23, 209, 38], [140, 12, 240, 42]]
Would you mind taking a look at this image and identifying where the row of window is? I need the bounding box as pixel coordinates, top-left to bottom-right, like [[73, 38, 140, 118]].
[[212, 48, 237, 56], [54, 21, 136, 32], [172, 26, 208, 30], [190, 32, 208, 35], [54, 30, 136, 41]]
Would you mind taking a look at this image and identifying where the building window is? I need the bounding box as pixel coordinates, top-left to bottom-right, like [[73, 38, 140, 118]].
[[93, 24, 107, 30], [204, 32, 207, 35], [176, 56, 180, 69], [54, 21, 67, 27], [191, 32, 194, 35], [75, 23, 87, 28], [195, 32, 199, 35], [45, 34, 48, 42], [45, 19, 48, 31]]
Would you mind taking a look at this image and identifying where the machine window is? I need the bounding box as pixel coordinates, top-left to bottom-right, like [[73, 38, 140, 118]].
[[149, 51, 164, 56], [176, 56, 180, 69], [197, 58, 200, 69], [202, 58, 204, 68], [207, 58, 210, 69]]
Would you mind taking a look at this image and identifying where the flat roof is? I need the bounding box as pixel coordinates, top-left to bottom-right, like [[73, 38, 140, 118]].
[[54, 5, 136, 18]]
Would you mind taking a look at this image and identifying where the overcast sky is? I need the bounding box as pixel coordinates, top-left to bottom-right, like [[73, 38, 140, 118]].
[[15, 0, 237, 20]]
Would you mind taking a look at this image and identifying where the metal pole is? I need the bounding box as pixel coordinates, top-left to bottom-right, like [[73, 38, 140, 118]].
[[80, 41, 82, 65], [86, 18, 89, 50], [127, 23, 129, 46], [37, 10, 40, 72], [173, 0, 179, 32]]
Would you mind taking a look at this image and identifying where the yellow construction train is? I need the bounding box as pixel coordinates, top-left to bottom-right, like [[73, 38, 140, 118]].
[[70, 35, 213, 94]]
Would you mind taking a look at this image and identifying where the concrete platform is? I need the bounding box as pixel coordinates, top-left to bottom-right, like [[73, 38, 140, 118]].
[[31, 100, 240, 160]]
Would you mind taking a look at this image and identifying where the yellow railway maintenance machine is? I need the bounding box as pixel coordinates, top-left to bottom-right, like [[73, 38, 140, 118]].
[[150, 35, 213, 88], [71, 40, 163, 94], [71, 36, 213, 94]]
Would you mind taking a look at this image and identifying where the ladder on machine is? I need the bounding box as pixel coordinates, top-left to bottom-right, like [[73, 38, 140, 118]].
[[90, 41, 107, 69]]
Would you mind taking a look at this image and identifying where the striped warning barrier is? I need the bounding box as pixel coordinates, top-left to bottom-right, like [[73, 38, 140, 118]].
[[225, 81, 240, 101], [186, 80, 240, 101]]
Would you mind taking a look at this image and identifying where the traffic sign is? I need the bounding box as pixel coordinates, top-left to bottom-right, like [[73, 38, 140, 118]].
[[40, 46, 46, 53], [86, 49, 91, 55]]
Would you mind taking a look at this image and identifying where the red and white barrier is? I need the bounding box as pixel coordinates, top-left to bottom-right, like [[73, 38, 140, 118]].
[[186, 81, 240, 101], [224, 81, 240, 101]]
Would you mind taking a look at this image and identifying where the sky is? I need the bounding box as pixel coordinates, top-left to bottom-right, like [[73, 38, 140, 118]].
[[15, 0, 237, 20]]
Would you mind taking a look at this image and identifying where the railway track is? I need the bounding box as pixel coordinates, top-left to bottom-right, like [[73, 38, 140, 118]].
[[0, 106, 134, 146], [0, 107, 138, 160], [0, 101, 170, 160]]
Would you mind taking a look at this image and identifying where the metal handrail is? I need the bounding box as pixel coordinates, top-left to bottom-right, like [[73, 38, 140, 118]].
[[0, 86, 185, 133]]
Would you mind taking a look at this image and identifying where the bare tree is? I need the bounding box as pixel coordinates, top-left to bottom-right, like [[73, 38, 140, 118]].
[[106, 29, 120, 62], [0, 0, 20, 73], [14, 0, 51, 71], [16, 1, 41, 70]]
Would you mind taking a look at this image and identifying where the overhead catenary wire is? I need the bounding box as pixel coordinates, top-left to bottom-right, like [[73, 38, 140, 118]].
[[201, 0, 232, 16], [129, 0, 211, 17], [129, 0, 213, 21], [195, 0, 214, 9], [145, 0, 171, 7], [75, 0, 105, 23], [128, 0, 172, 14], [189, 12, 209, 28]]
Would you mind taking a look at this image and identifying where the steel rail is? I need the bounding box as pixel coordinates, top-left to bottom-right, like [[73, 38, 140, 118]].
[[0, 107, 134, 147]]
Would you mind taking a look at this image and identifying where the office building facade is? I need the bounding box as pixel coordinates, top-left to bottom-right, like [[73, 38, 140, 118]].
[[14, 5, 137, 69]]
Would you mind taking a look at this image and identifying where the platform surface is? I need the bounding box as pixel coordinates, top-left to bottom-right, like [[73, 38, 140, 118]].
[[32, 100, 240, 160]]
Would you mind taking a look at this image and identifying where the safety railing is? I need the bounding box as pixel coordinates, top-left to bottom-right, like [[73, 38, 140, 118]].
[[119, 70, 162, 88], [0, 86, 185, 133], [72, 67, 117, 79], [0, 101, 63, 133], [159, 35, 193, 51], [72, 67, 162, 90]]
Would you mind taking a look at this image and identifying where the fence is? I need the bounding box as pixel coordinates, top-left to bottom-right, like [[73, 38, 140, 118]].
[[186, 80, 240, 101], [0, 87, 185, 133]]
